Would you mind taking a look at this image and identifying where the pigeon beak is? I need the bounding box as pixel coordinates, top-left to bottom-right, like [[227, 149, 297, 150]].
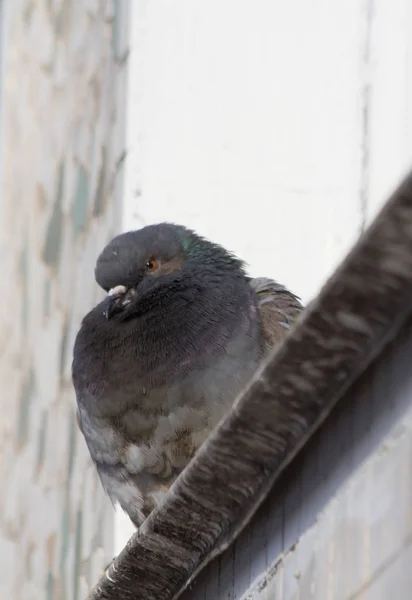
[[104, 285, 128, 320], [103, 298, 115, 320]]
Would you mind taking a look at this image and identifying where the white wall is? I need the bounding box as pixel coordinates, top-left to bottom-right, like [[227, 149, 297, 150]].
[[117, 0, 412, 549], [123, 0, 412, 308]]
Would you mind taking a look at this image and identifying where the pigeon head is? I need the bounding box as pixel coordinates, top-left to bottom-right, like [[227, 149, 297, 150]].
[[95, 223, 246, 321]]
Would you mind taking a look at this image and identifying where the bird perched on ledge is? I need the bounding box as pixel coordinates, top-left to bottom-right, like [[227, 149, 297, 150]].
[[72, 223, 302, 528]]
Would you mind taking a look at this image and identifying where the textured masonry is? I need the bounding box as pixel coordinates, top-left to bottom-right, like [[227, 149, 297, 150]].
[[0, 1, 128, 598]]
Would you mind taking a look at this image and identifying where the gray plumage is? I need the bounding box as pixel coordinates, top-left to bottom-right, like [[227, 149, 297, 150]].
[[72, 223, 302, 528]]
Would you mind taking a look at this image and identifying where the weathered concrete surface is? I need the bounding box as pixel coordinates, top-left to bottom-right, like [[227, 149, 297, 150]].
[[238, 409, 412, 600], [0, 1, 129, 598], [181, 319, 412, 600]]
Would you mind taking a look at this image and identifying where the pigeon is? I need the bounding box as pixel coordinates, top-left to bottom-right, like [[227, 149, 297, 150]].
[[72, 223, 302, 528]]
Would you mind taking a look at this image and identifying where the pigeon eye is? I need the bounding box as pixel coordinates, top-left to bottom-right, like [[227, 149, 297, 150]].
[[145, 258, 159, 272]]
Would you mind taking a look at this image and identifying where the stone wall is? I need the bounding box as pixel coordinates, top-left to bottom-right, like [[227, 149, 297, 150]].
[[0, 1, 129, 598]]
